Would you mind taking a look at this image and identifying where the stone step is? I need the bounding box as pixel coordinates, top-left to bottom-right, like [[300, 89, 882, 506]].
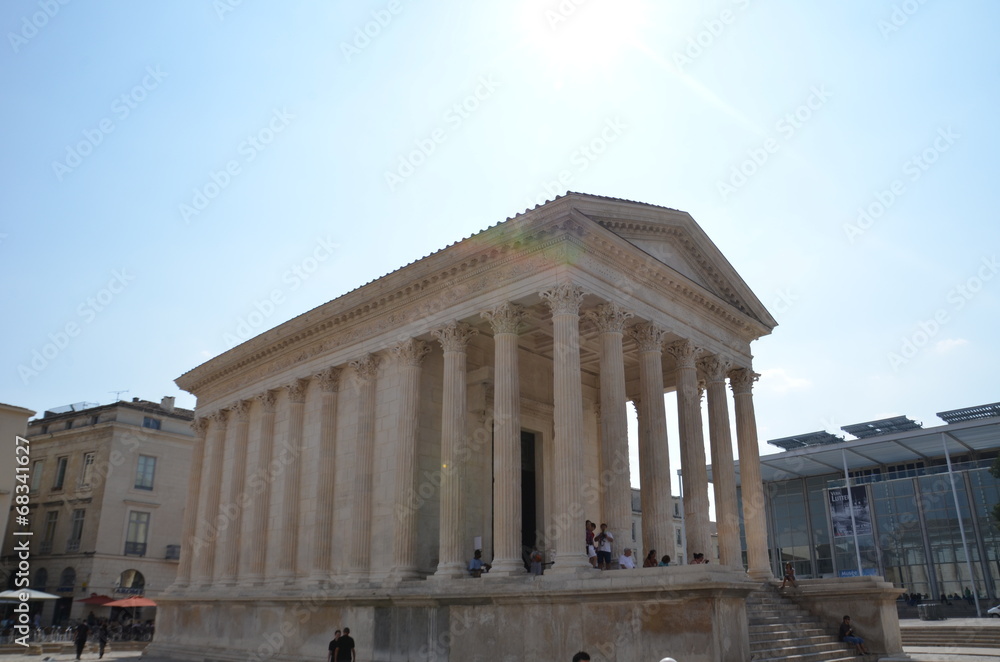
[[750, 624, 829, 636]]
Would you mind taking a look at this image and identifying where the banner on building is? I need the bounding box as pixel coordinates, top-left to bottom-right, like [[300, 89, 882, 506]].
[[828, 485, 872, 537]]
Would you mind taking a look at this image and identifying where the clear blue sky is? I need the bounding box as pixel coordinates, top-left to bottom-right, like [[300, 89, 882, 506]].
[[3, 1, 998, 494]]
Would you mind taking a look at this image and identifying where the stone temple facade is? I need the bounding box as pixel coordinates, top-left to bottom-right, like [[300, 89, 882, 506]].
[[147, 194, 901, 662]]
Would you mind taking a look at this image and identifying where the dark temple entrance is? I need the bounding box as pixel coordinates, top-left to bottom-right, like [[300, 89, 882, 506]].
[[521, 430, 537, 566]]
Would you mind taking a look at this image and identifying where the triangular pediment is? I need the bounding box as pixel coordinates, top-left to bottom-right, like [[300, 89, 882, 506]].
[[554, 195, 776, 330]]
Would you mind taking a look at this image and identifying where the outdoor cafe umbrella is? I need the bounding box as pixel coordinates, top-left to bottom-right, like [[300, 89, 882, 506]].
[[104, 596, 156, 608], [79, 594, 115, 606], [104, 596, 157, 622], [0, 588, 60, 601]]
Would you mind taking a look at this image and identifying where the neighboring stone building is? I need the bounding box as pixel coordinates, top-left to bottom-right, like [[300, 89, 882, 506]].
[[0, 397, 195, 625], [0, 402, 36, 559], [148, 193, 904, 662]]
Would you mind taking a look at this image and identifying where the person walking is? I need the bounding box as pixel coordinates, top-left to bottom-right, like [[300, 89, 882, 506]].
[[74, 621, 90, 661], [336, 627, 356, 662], [97, 620, 109, 659]]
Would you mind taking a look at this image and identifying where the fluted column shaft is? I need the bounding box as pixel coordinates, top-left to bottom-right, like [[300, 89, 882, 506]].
[[541, 283, 590, 571], [349, 355, 380, 579], [432, 323, 478, 579], [701, 357, 741, 567], [630, 323, 672, 559], [311, 368, 341, 583], [730, 368, 771, 578], [481, 302, 524, 575], [668, 340, 711, 560], [173, 418, 207, 589], [243, 392, 276, 585], [390, 339, 430, 580], [276, 379, 308, 582], [588, 303, 633, 550], [220, 401, 251, 585], [194, 410, 227, 586]]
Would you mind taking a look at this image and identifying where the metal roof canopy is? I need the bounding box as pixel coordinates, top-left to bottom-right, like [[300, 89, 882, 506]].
[[767, 430, 843, 451], [712, 416, 1000, 486], [840, 415, 922, 439], [938, 402, 1000, 424]]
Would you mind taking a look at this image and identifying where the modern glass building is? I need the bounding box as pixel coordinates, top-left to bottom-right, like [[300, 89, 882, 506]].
[[724, 403, 1000, 602]]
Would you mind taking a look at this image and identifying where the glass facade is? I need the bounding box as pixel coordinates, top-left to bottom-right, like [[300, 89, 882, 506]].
[[753, 462, 1000, 601]]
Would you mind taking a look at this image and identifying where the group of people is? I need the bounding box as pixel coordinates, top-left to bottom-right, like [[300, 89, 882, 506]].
[[72, 619, 110, 660], [326, 628, 356, 662]]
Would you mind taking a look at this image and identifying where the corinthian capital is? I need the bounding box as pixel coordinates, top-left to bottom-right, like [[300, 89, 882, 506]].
[[209, 409, 229, 427], [286, 378, 310, 404], [192, 417, 209, 437], [728, 367, 760, 395], [698, 355, 733, 383], [315, 367, 342, 393], [664, 339, 703, 369], [432, 321, 478, 353], [256, 390, 277, 413], [481, 302, 526, 335], [231, 399, 252, 422], [392, 338, 431, 366], [628, 322, 668, 353], [539, 282, 585, 316], [586, 302, 634, 334], [350, 353, 381, 383]]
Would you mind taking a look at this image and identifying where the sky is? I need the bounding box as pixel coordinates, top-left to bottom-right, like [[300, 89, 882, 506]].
[[3, 1, 998, 497]]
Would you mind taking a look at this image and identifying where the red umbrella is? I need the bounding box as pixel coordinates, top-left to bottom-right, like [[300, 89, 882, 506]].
[[105, 596, 157, 608], [79, 594, 115, 606]]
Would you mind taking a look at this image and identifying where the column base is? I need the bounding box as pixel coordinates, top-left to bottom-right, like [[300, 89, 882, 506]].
[[748, 568, 773, 581], [430, 562, 468, 580], [485, 559, 526, 577]]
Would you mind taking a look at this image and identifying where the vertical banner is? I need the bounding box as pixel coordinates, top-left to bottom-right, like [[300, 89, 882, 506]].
[[829, 485, 871, 537]]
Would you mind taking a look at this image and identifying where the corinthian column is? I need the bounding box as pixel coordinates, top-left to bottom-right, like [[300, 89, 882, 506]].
[[730, 367, 771, 579], [480, 302, 525, 576], [628, 323, 672, 559], [666, 339, 711, 560], [219, 400, 251, 585], [540, 282, 591, 571], [700, 356, 741, 568], [275, 378, 309, 583], [586, 303, 633, 548], [431, 322, 478, 579], [348, 354, 380, 580], [311, 367, 341, 584], [194, 409, 227, 587], [242, 391, 276, 585], [173, 417, 207, 590], [389, 339, 431, 580]]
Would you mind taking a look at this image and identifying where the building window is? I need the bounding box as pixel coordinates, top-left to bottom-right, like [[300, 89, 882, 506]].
[[30, 460, 43, 493], [90, 415, 99, 425], [80, 452, 96, 486], [52, 457, 68, 490], [142, 417, 161, 430], [33, 568, 48, 591], [67, 509, 85, 552], [165, 544, 181, 560], [125, 511, 150, 556], [42, 511, 59, 554], [58, 567, 76, 592], [134, 455, 157, 490], [41, 424, 49, 434], [676, 529, 682, 546], [65, 420, 73, 430]]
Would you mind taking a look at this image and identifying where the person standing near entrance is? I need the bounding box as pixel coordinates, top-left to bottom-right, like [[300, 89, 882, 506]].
[[336, 627, 356, 662]]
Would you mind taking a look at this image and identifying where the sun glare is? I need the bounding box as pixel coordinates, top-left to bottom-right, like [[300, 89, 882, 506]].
[[518, 0, 649, 77]]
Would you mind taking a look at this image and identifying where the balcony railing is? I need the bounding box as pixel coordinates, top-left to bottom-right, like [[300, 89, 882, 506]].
[[165, 545, 180, 560], [40, 541, 53, 554], [124, 541, 147, 557], [66, 540, 80, 553]]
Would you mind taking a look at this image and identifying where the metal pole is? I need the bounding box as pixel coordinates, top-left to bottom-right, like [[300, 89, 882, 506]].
[[842, 450, 863, 575], [941, 433, 981, 617]]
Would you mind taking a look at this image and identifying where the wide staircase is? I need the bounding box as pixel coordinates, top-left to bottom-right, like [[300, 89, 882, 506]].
[[900, 625, 1000, 649], [747, 584, 861, 662]]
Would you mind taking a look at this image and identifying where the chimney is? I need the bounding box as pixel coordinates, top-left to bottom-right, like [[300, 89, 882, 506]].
[[161, 396, 175, 412]]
